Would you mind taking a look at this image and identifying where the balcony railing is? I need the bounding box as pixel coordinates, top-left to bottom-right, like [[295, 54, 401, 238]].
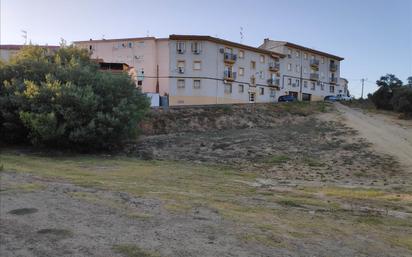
[[267, 78, 280, 87], [269, 61, 280, 71], [330, 77, 338, 84], [310, 59, 320, 67], [310, 73, 319, 80], [224, 70, 237, 81], [329, 63, 338, 72], [224, 53, 237, 64]]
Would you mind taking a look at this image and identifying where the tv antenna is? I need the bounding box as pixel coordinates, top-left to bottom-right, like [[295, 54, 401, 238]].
[[21, 30, 27, 44], [240, 27, 244, 43]]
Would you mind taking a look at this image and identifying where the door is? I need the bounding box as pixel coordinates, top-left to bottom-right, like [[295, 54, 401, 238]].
[[249, 92, 256, 103]]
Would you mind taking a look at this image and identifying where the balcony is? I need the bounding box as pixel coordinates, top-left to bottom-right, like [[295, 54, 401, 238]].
[[310, 59, 320, 69], [224, 53, 237, 64], [267, 78, 280, 88], [269, 61, 280, 72], [329, 63, 338, 72], [330, 77, 338, 84], [310, 73, 319, 81], [224, 70, 237, 81]]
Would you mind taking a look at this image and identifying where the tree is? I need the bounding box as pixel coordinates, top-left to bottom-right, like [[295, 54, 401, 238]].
[[0, 44, 150, 150], [371, 74, 403, 110], [407, 76, 412, 86], [376, 74, 403, 88]]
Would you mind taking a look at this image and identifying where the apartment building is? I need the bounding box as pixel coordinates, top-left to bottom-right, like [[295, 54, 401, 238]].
[[75, 35, 285, 105], [73, 35, 344, 106], [259, 39, 344, 101], [167, 35, 284, 105]]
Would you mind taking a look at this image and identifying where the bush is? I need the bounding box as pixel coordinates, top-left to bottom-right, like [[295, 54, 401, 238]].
[[391, 87, 412, 116], [0, 45, 150, 150], [370, 86, 394, 110]]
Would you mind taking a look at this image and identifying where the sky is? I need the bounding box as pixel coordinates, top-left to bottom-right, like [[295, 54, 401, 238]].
[[1, 0, 411, 97]]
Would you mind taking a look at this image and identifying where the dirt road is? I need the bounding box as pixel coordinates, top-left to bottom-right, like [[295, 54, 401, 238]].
[[337, 103, 412, 170]]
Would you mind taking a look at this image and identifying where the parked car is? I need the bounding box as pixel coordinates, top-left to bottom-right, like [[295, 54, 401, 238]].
[[324, 95, 338, 102], [278, 95, 297, 102], [336, 94, 353, 101]]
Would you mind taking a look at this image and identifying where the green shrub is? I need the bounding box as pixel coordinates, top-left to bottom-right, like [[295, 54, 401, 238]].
[[391, 87, 412, 116], [0, 44, 150, 150]]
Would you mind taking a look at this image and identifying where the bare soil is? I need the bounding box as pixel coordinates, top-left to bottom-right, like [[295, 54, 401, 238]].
[[337, 102, 412, 169]]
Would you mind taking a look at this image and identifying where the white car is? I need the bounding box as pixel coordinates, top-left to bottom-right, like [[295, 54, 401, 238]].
[[336, 94, 353, 101]]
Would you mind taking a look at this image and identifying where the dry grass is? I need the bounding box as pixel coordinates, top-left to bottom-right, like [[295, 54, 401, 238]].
[[1, 151, 412, 254]]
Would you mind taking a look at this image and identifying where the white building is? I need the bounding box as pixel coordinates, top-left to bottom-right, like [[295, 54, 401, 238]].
[[259, 39, 344, 101], [74, 35, 344, 106]]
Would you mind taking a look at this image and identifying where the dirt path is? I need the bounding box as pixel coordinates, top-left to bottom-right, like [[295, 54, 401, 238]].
[[337, 103, 412, 170]]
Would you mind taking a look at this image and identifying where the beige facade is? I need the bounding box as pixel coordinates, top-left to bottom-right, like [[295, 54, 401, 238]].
[[71, 35, 345, 106]]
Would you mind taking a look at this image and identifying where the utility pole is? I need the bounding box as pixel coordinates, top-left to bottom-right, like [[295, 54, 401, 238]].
[[360, 78, 367, 99]]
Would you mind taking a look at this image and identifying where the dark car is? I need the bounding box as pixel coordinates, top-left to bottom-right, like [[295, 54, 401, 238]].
[[278, 95, 297, 102], [324, 95, 338, 102]]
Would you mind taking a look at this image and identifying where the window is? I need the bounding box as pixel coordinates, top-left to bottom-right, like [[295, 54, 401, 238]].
[[224, 84, 232, 94], [225, 47, 233, 54], [320, 72, 324, 78], [137, 80, 142, 86], [259, 71, 264, 79], [193, 79, 201, 89], [238, 84, 244, 93], [288, 78, 292, 85], [191, 42, 201, 54], [295, 64, 300, 73], [330, 85, 335, 93], [320, 83, 325, 90], [304, 81, 308, 88], [260, 55, 265, 63], [193, 61, 201, 70], [287, 49, 292, 58], [260, 87, 264, 95], [177, 61, 185, 73], [177, 41, 185, 54], [89, 45, 93, 51], [303, 67, 307, 74], [296, 79, 300, 87], [177, 79, 185, 88], [128, 42, 133, 48], [321, 57, 325, 64], [311, 82, 316, 90], [287, 63, 292, 71], [239, 67, 244, 76], [311, 55, 315, 60], [296, 51, 300, 58], [251, 61, 256, 69], [270, 89, 276, 97], [239, 50, 245, 59], [304, 53, 308, 60]]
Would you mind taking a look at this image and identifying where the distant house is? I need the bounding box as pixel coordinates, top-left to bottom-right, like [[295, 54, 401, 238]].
[[0, 44, 59, 62]]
